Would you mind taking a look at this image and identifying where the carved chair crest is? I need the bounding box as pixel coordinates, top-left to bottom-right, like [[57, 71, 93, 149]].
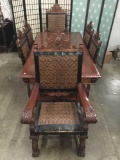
[[23, 21, 31, 32], [86, 21, 94, 34], [16, 29, 25, 47], [46, 3, 67, 13]]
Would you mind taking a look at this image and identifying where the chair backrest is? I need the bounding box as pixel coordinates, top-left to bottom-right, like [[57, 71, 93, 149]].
[[88, 31, 102, 62], [46, 3, 67, 32], [16, 29, 30, 65], [23, 21, 33, 49], [83, 21, 94, 48], [34, 51, 83, 92]]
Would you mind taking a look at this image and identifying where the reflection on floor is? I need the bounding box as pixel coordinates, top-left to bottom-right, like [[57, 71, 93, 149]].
[[0, 52, 120, 160]]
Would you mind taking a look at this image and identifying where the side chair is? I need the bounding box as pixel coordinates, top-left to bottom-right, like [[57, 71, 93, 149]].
[[16, 29, 30, 65], [20, 50, 97, 157], [86, 31, 102, 97], [83, 21, 94, 49], [23, 21, 34, 49], [16, 29, 31, 97], [88, 31, 102, 62], [46, 3, 68, 32]]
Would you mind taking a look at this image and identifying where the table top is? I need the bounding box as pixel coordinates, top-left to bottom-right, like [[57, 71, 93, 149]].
[[20, 32, 101, 81]]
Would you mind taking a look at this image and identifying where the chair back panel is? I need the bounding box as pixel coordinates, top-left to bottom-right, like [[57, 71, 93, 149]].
[[83, 21, 94, 48], [47, 14, 67, 32], [20, 40, 30, 60], [34, 52, 83, 91], [89, 32, 102, 62], [26, 28, 33, 48], [46, 4, 67, 32], [23, 21, 33, 48]]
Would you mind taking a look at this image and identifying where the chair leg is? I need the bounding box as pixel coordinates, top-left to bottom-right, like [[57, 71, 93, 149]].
[[31, 136, 40, 157], [78, 133, 87, 157], [86, 84, 90, 97], [30, 124, 40, 157]]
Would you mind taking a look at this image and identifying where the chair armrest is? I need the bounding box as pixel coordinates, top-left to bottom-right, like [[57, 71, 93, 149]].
[[78, 83, 97, 123], [21, 83, 39, 124]]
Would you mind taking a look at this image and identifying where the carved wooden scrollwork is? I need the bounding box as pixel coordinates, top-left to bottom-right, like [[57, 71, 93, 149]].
[[23, 21, 30, 32], [21, 108, 34, 124], [41, 31, 78, 50], [47, 31, 70, 49], [16, 29, 25, 47], [93, 31, 102, 47], [84, 106, 97, 123], [46, 3, 67, 13]]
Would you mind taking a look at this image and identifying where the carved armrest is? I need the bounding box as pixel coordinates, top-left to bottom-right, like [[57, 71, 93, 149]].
[[21, 83, 39, 124], [78, 83, 97, 123]]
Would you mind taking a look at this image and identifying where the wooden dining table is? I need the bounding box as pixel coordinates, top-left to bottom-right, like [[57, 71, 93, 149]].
[[20, 32, 101, 96]]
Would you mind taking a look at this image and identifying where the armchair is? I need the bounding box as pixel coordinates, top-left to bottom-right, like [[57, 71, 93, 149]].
[[21, 51, 97, 157]]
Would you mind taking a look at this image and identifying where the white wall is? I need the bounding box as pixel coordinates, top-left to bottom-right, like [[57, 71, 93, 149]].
[[108, 1, 120, 51]]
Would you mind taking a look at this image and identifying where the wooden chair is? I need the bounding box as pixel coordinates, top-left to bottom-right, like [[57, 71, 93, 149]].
[[16, 29, 31, 97], [46, 3, 68, 32], [85, 31, 102, 97], [16, 29, 30, 65], [83, 21, 94, 48], [88, 31, 102, 62], [21, 50, 97, 157], [23, 21, 34, 49]]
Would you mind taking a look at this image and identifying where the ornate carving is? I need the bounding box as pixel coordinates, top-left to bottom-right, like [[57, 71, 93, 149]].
[[93, 31, 102, 47], [84, 106, 97, 123], [16, 29, 25, 46], [23, 21, 30, 32], [46, 3, 67, 13], [40, 31, 78, 50], [94, 30, 101, 41], [83, 21, 94, 47], [21, 108, 34, 124], [89, 30, 102, 61], [86, 21, 94, 34]]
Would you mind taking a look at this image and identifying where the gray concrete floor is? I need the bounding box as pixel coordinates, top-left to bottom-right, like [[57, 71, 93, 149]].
[[0, 52, 120, 160]]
